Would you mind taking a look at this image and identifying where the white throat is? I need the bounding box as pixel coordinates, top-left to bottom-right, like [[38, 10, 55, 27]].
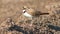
[[23, 12, 33, 18]]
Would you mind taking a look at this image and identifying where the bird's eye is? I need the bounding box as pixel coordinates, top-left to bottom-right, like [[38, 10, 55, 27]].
[[23, 10, 26, 13]]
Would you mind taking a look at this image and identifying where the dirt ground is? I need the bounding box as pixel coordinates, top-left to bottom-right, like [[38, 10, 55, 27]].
[[0, 0, 60, 34]]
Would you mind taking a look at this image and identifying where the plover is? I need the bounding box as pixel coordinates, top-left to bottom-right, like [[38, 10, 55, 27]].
[[22, 6, 49, 26], [22, 6, 49, 18]]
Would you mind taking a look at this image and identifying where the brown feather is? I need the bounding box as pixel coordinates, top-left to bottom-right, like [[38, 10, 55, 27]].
[[25, 8, 49, 16]]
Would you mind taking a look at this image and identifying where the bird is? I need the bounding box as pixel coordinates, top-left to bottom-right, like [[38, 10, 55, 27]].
[[22, 6, 49, 18], [22, 6, 49, 26]]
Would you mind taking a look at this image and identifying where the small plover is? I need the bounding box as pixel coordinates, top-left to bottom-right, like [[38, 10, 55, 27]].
[[22, 6, 49, 18], [22, 6, 49, 26]]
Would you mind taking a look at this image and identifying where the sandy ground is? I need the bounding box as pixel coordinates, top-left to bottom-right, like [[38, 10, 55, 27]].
[[0, 0, 60, 34]]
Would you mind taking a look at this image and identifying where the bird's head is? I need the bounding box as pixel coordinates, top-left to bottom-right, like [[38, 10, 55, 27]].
[[22, 6, 28, 13]]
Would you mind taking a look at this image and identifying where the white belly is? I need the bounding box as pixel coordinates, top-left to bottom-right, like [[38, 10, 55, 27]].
[[23, 12, 33, 18]]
